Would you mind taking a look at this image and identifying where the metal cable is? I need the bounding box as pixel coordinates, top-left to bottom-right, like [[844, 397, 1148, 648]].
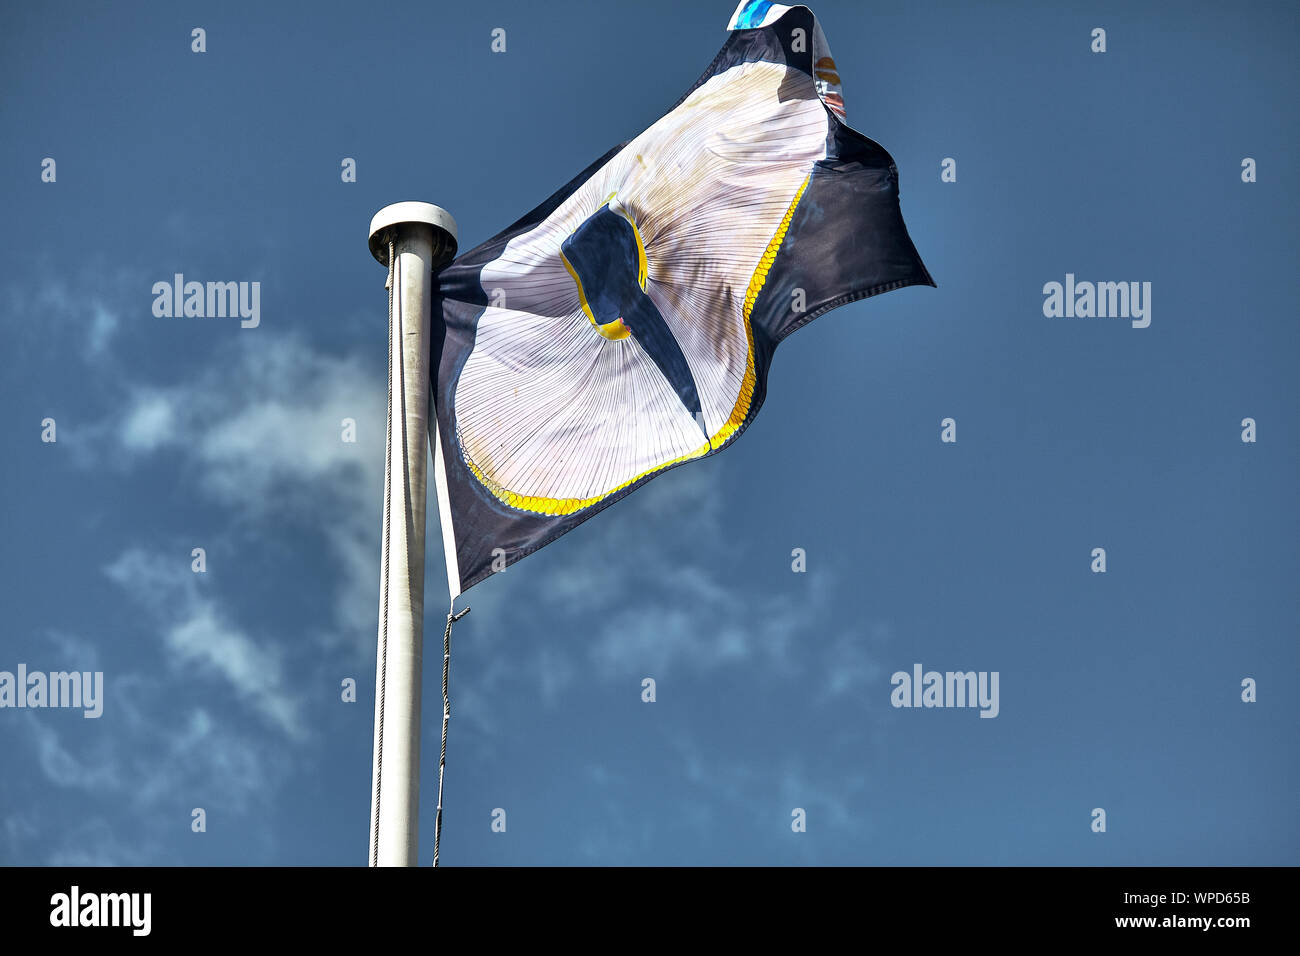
[[369, 237, 396, 866], [433, 605, 470, 867]]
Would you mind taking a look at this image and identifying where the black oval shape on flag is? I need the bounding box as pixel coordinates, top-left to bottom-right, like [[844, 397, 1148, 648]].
[[561, 206, 705, 430]]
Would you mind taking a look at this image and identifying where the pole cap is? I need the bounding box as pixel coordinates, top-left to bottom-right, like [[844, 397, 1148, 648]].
[[368, 202, 458, 268]]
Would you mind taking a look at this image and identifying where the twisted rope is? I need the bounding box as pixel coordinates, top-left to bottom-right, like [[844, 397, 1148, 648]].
[[433, 605, 470, 867]]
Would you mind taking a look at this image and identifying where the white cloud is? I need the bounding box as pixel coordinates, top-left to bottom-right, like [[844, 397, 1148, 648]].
[[673, 734, 870, 850], [121, 392, 176, 450], [104, 335, 387, 658], [586, 563, 807, 679], [483, 460, 820, 680], [5, 281, 376, 863], [23, 714, 122, 791], [13, 673, 290, 852], [44, 817, 154, 867], [2, 812, 40, 862], [5, 264, 138, 363], [166, 608, 303, 740], [88, 302, 120, 357], [111, 336, 384, 495], [104, 548, 306, 740], [442, 449, 888, 781], [41, 629, 103, 671]]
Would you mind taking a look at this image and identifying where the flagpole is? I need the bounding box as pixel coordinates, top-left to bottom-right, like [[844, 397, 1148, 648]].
[[367, 202, 457, 867]]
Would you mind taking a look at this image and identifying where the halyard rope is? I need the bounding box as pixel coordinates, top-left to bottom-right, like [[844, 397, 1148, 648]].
[[434, 605, 470, 867]]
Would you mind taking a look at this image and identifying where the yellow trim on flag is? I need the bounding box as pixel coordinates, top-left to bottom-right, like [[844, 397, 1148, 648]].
[[710, 173, 809, 451]]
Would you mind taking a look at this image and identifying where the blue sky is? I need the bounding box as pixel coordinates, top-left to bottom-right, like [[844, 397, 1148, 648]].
[[1, 0, 1296, 865]]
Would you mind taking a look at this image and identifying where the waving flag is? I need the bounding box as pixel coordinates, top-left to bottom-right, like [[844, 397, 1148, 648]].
[[430, 1, 935, 595]]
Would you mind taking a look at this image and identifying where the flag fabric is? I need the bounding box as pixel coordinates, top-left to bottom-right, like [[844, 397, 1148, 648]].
[[430, 1, 935, 596]]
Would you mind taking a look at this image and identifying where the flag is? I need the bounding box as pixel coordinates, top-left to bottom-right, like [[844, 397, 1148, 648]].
[[430, 1, 935, 595]]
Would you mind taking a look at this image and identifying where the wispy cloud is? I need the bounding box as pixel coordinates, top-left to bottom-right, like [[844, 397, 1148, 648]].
[[457, 459, 884, 709], [104, 548, 306, 740], [108, 335, 384, 500], [5, 262, 140, 364], [23, 714, 122, 791], [7, 671, 291, 864], [101, 335, 388, 657], [0, 310, 388, 864], [42, 817, 155, 868], [677, 734, 871, 842], [1, 626, 286, 865]]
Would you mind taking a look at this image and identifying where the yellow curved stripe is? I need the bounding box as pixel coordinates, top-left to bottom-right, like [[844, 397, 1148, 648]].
[[615, 205, 649, 292], [560, 247, 595, 328], [467, 174, 812, 516], [709, 173, 809, 451], [465, 438, 712, 518]]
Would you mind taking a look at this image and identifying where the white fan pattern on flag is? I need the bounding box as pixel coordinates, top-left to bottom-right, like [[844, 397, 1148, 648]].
[[455, 60, 829, 512]]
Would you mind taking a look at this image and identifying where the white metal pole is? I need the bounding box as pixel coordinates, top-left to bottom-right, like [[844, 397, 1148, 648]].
[[367, 202, 457, 867]]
